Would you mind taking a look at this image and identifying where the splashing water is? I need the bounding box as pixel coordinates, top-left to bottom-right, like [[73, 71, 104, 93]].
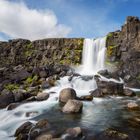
[[78, 37, 106, 75]]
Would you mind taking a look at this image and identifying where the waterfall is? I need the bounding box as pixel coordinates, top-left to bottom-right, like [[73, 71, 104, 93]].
[[79, 37, 106, 75]]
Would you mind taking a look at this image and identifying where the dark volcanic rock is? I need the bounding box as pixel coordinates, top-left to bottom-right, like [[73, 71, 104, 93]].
[[0, 89, 15, 108], [15, 121, 34, 137], [90, 89, 104, 97], [106, 16, 140, 88], [95, 76, 124, 96]]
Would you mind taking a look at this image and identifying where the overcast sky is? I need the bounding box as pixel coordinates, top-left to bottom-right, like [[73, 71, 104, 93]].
[[0, 0, 140, 41]]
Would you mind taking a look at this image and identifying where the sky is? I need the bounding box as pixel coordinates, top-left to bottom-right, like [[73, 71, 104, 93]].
[[0, 0, 140, 41]]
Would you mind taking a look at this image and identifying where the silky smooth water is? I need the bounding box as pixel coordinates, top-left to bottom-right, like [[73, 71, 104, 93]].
[[0, 37, 140, 139], [78, 37, 106, 75]]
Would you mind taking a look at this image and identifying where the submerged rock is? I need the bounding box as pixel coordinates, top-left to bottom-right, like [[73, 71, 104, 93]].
[[90, 89, 104, 97], [127, 102, 139, 110], [62, 99, 83, 113], [59, 88, 77, 103], [36, 92, 49, 101], [66, 127, 82, 137], [123, 89, 136, 97], [78, 95, 93, 101], [15, 121, 34, 137]]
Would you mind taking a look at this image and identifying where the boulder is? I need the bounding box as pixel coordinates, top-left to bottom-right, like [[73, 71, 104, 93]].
[[10, 69, 31, 82], [0, 89, 15, 108], [36, 134, 52, 140], [99, 128, 129, 140], [30, 119, 50, 139], [78, 95, 93, 101], [66, 127, 82, 137], [95, 76, 124, 96], [12, 89, 26, 102], [62, 99, 83, 113], [123, 89, 136, 97], [127, 102, 139, 110], [59, 88, 77, 103], [36, 92, 49, 101], [15, 121, 33, 137], [7, 103, 21, 110], [90, 89, 104, 97]]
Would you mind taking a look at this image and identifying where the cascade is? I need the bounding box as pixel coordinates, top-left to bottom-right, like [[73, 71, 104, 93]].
[[79, 37, 106, 75]]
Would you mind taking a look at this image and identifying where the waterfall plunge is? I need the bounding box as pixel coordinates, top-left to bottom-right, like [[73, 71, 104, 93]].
[[78, 37, 106, 75]]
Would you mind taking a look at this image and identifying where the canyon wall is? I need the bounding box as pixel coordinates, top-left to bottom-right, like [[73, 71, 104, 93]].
[[107, 16, 140, 88], [0, 38, 83, 67]]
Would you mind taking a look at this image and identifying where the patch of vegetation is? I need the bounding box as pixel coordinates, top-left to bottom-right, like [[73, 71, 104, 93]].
[[26, 43, 33, 49], [107, 33, 113, 38], [25, 75, 38, 85], [4, 84, 19, 91], [136, 74, 140, 81], [60, 59, 71, 65], [107, 45, 117, 57]]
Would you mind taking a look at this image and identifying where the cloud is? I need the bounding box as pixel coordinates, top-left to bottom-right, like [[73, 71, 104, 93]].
[[0, 0, 71, 40]]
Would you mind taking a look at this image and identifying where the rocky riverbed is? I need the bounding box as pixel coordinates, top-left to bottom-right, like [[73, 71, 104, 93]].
[[0, 16, 140, 140]]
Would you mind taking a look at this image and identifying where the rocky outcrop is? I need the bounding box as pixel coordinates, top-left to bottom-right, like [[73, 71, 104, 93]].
[[106, 16, 140, 88], [0, 38, 83, 67]]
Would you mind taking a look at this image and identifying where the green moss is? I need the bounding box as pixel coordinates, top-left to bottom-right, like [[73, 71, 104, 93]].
[[26, 43, 33, 49], [60, 59, 71, 65], [25, 51, 33, 57], [107, 45, 117, 57], [25, 75, 38, 85], [136, 75, 140, 81], [107, 33, 113, 38], [4, 84, 19, 91]]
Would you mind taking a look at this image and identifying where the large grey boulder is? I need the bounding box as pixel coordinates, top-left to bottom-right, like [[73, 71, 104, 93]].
[[62, 99, 83, 113], [59, 88, 77, 103]]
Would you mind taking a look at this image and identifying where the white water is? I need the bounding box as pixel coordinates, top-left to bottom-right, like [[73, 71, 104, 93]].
[[0, 37, 115, 139], [78, 37, 106, 75]]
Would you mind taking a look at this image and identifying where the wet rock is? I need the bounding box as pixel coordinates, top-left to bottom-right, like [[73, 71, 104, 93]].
[[41, 81, 51, 89], [0, 89, 15, 108], [127, 102, 139, 110], [90, 89, 104, 97], [102, 128, 129, 140], [27, 86, 40, 96], [59, 88, 77, 103], [15, 121, 34, 137], [36, 134, 53, 140], [30, 119, 50, 139], [26, 111, 39, 117], [46, 76, 56, 87], [15, 134, 28, 140], [12, 89, 27, 102], [26, 96, 36, 101], [78, 95, 93, 101], [95, 76, 124, 96], [36, 92, 49, 101], [66, 127, 82, 137], [123, 89, 136, 97], [7, 103, 21, 110], [98, 69, 111, 78], [62, 99, 83, 113]]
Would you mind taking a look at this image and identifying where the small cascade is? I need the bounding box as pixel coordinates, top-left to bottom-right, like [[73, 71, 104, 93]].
[[79, 37, 106, 75]]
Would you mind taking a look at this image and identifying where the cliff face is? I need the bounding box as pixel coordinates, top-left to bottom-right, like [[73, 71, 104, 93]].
[[107, 16, 140, 88], [0, 38, 83, 67]]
